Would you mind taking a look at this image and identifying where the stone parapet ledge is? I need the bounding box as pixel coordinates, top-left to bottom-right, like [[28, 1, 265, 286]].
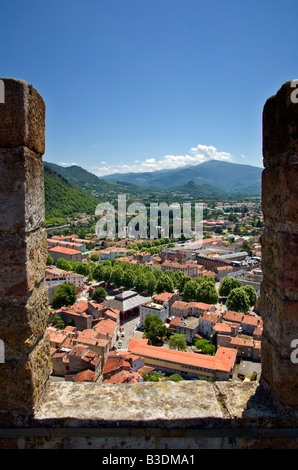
[[1, 380, 298, 449]]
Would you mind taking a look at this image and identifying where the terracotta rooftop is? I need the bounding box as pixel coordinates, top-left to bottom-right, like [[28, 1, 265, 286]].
[[128, 339, 236, 373], [48, 246, 82, 255]]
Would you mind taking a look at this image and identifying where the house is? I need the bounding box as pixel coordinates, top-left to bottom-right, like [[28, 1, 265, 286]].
[[175, 316, 200, 344], [49, 305, 93, 331], [48, 301, 120, 368], [161, 260, 204, 279], [92, 317, 118, 349], [51, 344, 102, 382], [198, 311, 222, 339], [139, 301, 167, 326], [216, 266, 235, 282], [72, 331, 110, 366], [99, 247, 133, 261], [103, 370, 143, 384], [46, 267, 86, 303], [222, 310, 263, 336], [152, 292, 179, 317], [49, 300, 120, 332], [102, 350, 145, 382], [170, 300, 215, 318], [133, 251, 151, 263], [170, 300, 191, 318], [159, 249, 195, 264], [212, 322, 237, 339], [167, 316, 182, 335], [48, 246, 82, 263], [217, 336, 261, 361]]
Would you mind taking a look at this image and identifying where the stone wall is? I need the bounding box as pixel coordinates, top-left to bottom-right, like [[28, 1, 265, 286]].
[[260, 81, 298, 409], [0, 79, 51, 416]]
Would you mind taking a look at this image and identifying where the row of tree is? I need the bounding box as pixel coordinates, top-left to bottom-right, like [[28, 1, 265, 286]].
[[50, 254, 257, 314]]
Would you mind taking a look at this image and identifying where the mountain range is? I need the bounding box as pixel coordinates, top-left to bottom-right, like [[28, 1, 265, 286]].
[[43, 159, 262, 226], [101, 160, 262, 194]]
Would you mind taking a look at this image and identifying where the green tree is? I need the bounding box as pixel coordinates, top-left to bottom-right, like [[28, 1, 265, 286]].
[[194, 339, 209, 350], [92, 264, 104, 282], [52, 314, 65, 330], [196, 281, 218, 304], [110, 266, 124, 287], [145, 272, 157, 295], [51, 282, 77, 309], [194, 339, 215, 355], [56, 258, 72, 271], [240, 240, 253, 257], [144, 315, 167, 345], [226, 287, 250, 313], [122, 269, 136, 290], [155, 274, 174, 294], [91, 286, 107, 303], [135, 272, 148, 293], [46, 253, 54, 266], [75, 262, 90, 277], [169, 333, 187, 351], [202, 343, 216, 356], [102, 265, 112, 283], [164, 374, 184, 382], [91, 253, 99, 262], [182, 280, 197, 302], [219, 277, 242, 297], [243, 285, 257, 307], [147, 372, 164, 382], [174, 272, 190, 292]]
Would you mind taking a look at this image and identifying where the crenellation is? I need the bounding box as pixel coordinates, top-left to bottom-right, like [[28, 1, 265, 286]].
[[0, 79, 45, 154]]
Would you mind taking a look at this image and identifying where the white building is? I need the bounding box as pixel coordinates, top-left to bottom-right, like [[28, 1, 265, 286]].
[[139, 301, 167, 326]]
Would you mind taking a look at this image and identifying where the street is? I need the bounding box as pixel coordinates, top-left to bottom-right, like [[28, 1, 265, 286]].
[[118, 315, 143, 350]]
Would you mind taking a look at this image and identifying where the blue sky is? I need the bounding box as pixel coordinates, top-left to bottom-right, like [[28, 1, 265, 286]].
[[1, 0, 297, 176]]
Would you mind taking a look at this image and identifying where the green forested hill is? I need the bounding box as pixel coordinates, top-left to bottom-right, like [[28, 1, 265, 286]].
[[44, 163, 99, 227], [45, 161, 151, 202]]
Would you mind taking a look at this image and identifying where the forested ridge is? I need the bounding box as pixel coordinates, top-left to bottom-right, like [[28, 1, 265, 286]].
[[44, 163, 99, 226]]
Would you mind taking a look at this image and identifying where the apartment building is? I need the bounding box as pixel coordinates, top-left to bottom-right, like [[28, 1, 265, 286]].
[[48, 246, 83, 263], [128, 338, 237, 381], [161, 260, 204, 279], [199, 311, 222, 339], [170, 300, 215, 318], [175, 316, 200, 344], [139, 301, 167, 326]]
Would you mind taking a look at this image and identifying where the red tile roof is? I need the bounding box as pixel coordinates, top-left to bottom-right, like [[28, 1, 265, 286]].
[[48, 246, 82, 255], [128, 339, 236, 373]]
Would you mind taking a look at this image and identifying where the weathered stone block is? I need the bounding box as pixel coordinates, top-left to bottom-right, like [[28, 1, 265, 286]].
[[0, 147, 45, 234], [262, 165, 298, 234], [263, 81, 298, 168], [260, 280, 298, 357], [0, 332, 51, 411], [261, 335, 298, 408], [0, 78, 45, 154], [261, 227, 298, 300], [0, 280, 49, 357], [0, 228, 47, 297]]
